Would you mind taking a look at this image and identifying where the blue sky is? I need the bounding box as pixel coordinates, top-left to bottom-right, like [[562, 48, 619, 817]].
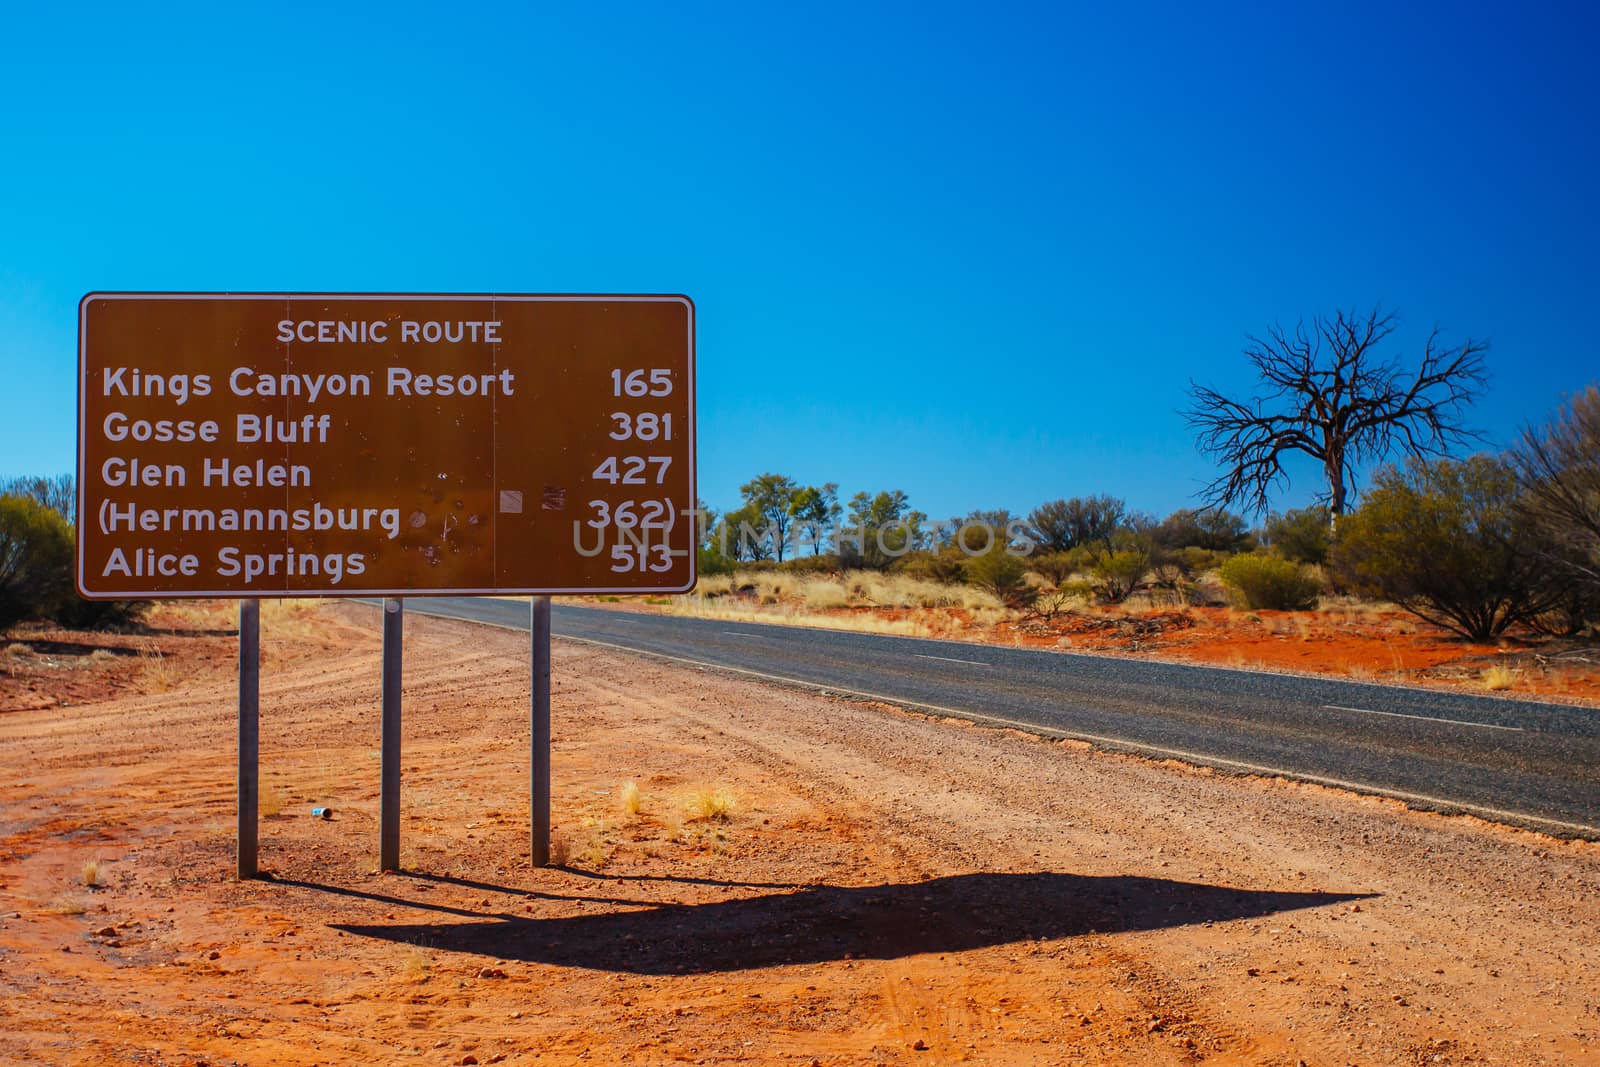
[[3, 1, 1596, 522]]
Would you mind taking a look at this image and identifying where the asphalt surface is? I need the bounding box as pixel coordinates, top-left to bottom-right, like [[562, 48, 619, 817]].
[[379, 597, 1600, 838]]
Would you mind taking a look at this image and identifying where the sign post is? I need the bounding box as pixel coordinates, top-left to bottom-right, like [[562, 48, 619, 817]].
[[380, 597, 404, 872], [530, 595, 552, 866], [237, 598, 260, 879], [77, 293, 696, 875]]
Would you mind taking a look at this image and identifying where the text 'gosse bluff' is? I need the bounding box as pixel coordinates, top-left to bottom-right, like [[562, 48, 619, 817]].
[[94, 319, 512, 587]]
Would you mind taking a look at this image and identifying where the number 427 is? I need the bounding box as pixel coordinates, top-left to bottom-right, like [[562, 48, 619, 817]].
[[592, 455, 672, 484]]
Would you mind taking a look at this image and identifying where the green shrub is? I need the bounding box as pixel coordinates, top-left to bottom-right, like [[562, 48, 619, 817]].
[[1026, 550, 1076, 586], [1219, 554, 1321, 610], [964, 549, 1036, 609], [775, 553, 839, 575], [1090, 548, 1148, 603], [1154, 508, 1254, 552], [0, 495, 74, 631], [892, 547, 967, 584], [1265, 506, 1332, 564], [1331, 455, 1564, 640], [697, 545, 738, 576]]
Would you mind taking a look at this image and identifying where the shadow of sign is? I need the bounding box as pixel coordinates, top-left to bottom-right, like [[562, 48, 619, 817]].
[[331, 870, 1372, 976]]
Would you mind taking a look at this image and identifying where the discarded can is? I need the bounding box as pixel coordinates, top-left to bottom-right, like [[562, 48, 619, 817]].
[[311, 807, 333, 820]]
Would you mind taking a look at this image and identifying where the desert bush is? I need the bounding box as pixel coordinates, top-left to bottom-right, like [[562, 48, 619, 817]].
[[1029, 584, 1087, 620], [1331, 456, 1563, 641], [1147, 545, 1225, 589], [893, 547, 967, 584], [1090, 548, 1149, 603], [1219, 554, 1321, 610], [0, 474, 75, 525], [1154, 508, 1254, 552], [964, 549, 1036, 609], [776, 553, 839, 575], [1027, 551, 1077, 586], [697, 544, 738, 576], [0, 495, 73, 631], [1025, 495, 1126, 552], [1264, 506, 1333, 565], [1524, 584, 1600, 637]]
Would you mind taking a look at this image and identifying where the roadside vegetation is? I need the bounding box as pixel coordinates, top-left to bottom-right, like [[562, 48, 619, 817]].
[[686, 309, 1597, 658], [4, 306, 1596, 695]]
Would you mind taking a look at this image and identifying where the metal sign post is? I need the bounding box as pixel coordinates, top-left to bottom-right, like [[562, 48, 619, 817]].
[[380, 598, 404, 872], [531, 595, 552, 866], [237, 598, 260, 879]]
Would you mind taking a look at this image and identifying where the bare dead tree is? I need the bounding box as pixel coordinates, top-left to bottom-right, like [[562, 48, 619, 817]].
[[1185, 306, 1488, 518]]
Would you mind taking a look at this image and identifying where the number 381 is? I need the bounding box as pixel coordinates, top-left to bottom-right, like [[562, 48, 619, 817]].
[[609, 412, 673, 441]]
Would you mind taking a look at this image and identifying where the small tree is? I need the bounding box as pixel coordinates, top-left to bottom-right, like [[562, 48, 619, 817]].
[[1187, 306, 1488, 518], [1026, 495, 1126, 552], [1154, 508, 1252, 552], [841, 490, 926, 570], [714, 502, 772, 562], [1331, 456, 1561, 640], [0, 474, 75, 526], [0, 495, 74, 631], [739, 473, 803, 562], [789, 482, 841, 556]]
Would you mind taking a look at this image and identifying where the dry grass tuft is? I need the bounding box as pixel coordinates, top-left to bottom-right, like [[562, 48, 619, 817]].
[[693, 574, 735, 598], [259, 781, 285, 817], [682, 786, 737, 822], [799, 579, 851, 610], [81, 859, 104, 887], [617, 780, 642, 817], [576, 841, 612, 868], [137, 641, 178, 692], [547, 832, 572, 867], [1480, 664, 1518, 691], [401, 948, 431, 982], [45, 894, 88, 915]]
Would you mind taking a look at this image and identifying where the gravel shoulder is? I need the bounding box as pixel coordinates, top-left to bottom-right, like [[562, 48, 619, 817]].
[[0, 601, 1596, 1066]]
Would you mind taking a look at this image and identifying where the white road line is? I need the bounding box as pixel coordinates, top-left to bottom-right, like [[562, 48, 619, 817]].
[[720, 630, 762, 638], [380, 604, 1600, 839], [913, 653, 988, 666], [1322, 704, 1523, 732]]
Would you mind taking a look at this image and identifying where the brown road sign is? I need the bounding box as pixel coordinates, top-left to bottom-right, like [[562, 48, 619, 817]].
[[77, 293, 696, 597]]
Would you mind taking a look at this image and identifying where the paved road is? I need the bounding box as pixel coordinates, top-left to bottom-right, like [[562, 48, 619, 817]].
[[380, 598, 1600, 838]]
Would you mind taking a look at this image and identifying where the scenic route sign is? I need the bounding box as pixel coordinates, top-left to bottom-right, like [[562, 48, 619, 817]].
[[76, 293, 696, 598]]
